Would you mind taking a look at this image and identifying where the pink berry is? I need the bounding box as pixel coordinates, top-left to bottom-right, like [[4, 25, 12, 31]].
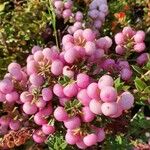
[[134, 43, 146, 53], [64, 48, 77, 64], [8, 62, 21, 72], [42, 48, 59, 61], [101, 102, 118, 116], [64, 0, 73, 9], [100, 86, 117, 102], [31, 45, 42, 54], [81, 106, 95, 122], [6, 91, 19, 103], [120, 68, 132, 81], [59, 97, 71, 106], [35, 97, 46, 108], [63, 9, 72, 18], [51, 59, 63, 76], [65, 130, 80, 145], [29, 73, 44, 86], [115, 32, 124, 45], [0, 78, 14, 94], [62, 35, 73, 45], [110, 104, 123, 118], [63, 66, 74, 78], [42, 87, 53, 101], [53, 84, 65, 98], [54, 106, 68, 121], [54, 1, 63, 9], [64, 116, 81, 129], [20, 91, 33, 103], [98, 75, 114, 89], [42, 124, 55, 135], [75, 11, 83, 21], [134, 30, 145, 43], [84, 41, 96, 55], [0, 116, 10, 126], [76, 140, 87, 149], [122, 26, 135, 37], [33, 130, 46, 144], [34, 112, 48, 125], [26, 60, 38, 75], [87, 83, 100, 99], [77, 89, 91, 106], [9, 120, 20, 131], [83, 28, 95, 41], [89, 99, 102, 114], [63, 83, 78, 97], [136, 53, 149, 66], [33, 50, 44, 62], [96, 128, 105, 142], [23, 102, 37, 115], [115, 45, 125, 55], [77, 73, 89, 88], [83, 134, 97, 146]]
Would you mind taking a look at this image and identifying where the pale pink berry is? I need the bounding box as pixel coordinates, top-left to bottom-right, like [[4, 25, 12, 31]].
[[98, 75, 114, 89], [83, 28, 95, 41], [115, 45, 125, 55], [51, 59, 63, 76], [100, 86, 117, 102], [115, 32, 124, 45], [134, 30, 145, 43], [122, 26, 135, 37], [101, 102, 118, 116], [63, 66, 74, 78], [83, 134, 97, 146], [77, 89, 91, 106], [89, 99, 102, 115], [134, 43, 146, 53], [87, 83, 100, 99]]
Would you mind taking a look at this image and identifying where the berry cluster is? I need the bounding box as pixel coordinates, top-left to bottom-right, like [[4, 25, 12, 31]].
[[0, 37, 135, 148], [88, 0, 108, 31], [115, 27, 146, 55], [53, 74, 134, 148], [53, 0, 73, 20]]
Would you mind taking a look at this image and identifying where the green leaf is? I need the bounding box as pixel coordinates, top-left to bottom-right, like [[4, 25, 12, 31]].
[[145, 61, 150, 70], [0, 3, 5, 12], [143, 86, 150, 93], [134, 77, 147, 91], [131, 65, 143, 75], [114, 77, 124, 92]]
